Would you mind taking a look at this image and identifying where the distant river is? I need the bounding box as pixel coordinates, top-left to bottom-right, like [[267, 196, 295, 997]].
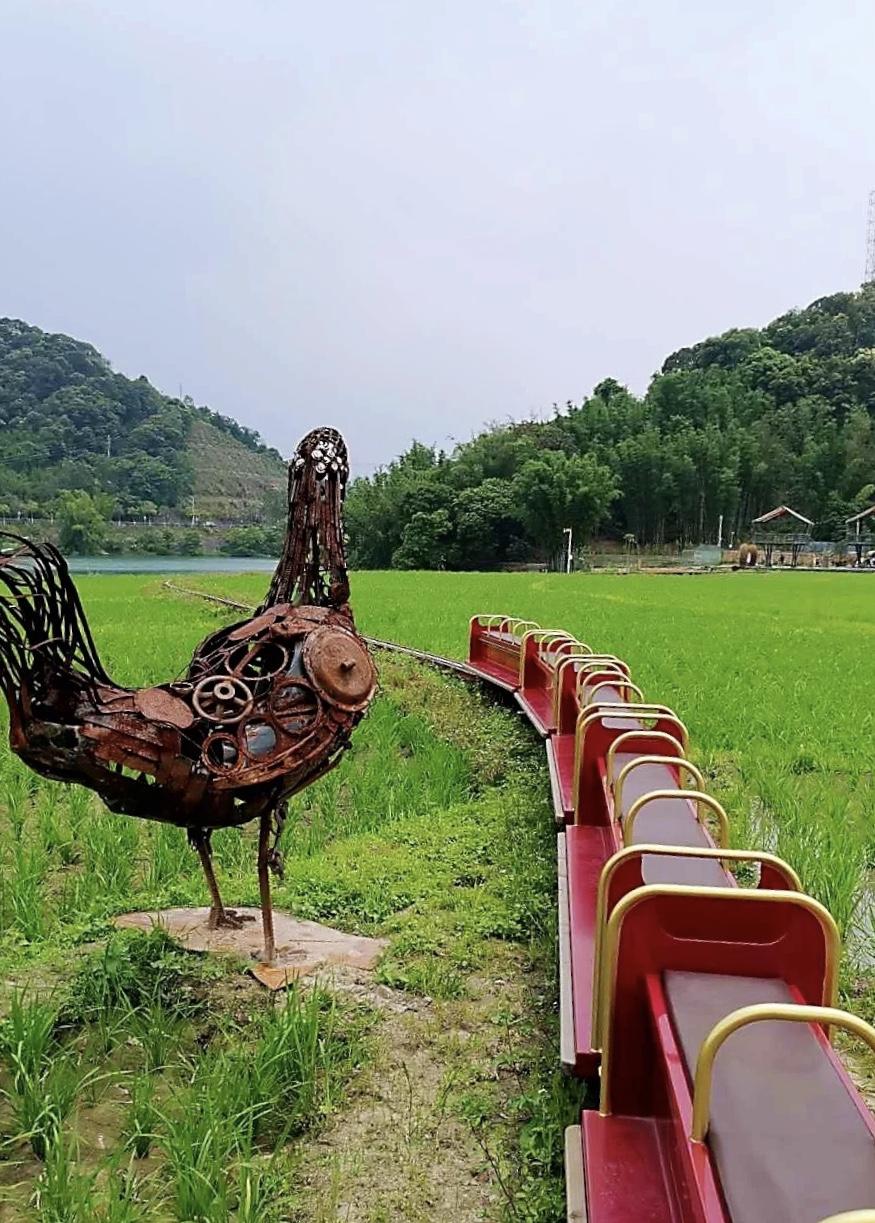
[[67, 556, 278, 575]]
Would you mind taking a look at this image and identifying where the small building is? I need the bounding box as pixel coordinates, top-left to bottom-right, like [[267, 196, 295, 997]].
[[845, 505, 875, 564], [751, 506, 813, 567]]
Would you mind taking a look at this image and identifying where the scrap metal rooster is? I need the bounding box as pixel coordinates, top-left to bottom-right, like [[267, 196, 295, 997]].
[[0, 428, 376, 965]]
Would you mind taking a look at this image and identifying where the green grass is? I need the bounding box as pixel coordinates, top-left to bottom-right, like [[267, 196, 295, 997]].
[[0, 568, 872, 1219], [199, 569, 875, 976], [0, 575, 573, 1219], [0, 934, 370, 1219]]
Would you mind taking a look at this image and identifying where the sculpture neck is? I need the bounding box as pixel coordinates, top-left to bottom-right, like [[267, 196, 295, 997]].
[[261, 430, 350, 612]]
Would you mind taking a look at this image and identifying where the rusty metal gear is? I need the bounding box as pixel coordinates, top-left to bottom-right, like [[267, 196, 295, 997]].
[[192, 675, 255, 724]]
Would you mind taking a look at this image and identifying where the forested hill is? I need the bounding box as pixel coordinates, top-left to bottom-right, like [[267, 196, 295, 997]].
[[0, 319, 285, 518], [347, 283, 875, 569]]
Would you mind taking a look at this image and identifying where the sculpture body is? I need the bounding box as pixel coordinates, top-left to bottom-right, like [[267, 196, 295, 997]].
[[0, 428, 375, 963]]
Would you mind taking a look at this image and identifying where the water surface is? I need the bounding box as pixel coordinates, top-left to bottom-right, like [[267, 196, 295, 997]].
[[67, 555, 277, 575]]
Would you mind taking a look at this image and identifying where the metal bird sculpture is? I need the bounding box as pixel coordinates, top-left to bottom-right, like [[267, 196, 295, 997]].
[[0, 428, 376, 964]]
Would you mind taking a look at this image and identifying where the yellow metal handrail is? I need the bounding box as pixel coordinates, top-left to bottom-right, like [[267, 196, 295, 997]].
[[605, 730, 687, 787], [518, 628, 575, 683], [553, 653, 609, 721], [507, 618, 540, 638], [571, 654, 628, 670], [571, 662, 628, 714], [589, 846, 803, 1047], [575, 703, 683, 751], [523, 628, 574, 643], [576, 701, 679, 730], [541, 637, 593, 663], [598, 886, 840, 1115], [573, 707, 688, 821], [623, 789, 730, 848], [691, 1003, 875, 1141], [475, 613, 513, 630], [583, 678, 645, 709], [563, 653, 614, 670], [573, 659, 629, 682], [471, 614, 539, 639], [818, 1213, 875, 1222], [613, 755, 704, 816]]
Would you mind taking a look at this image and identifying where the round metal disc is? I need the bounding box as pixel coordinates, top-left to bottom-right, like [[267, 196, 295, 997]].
[[302, 626, 376, 712], [135, 686, 195, 729]]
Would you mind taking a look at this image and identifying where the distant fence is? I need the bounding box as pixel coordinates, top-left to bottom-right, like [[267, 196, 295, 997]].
[[581, 546, 724, 570]]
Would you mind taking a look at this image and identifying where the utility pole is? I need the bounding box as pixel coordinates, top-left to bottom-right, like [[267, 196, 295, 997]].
[[563, 527, 573, 574], [717, 514, 724, 548], [866, 190, 875, 284], [190, 495, 196, 527], [106, 434, 111, 458]]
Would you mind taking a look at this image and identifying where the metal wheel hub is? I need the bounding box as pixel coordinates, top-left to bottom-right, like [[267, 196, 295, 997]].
[[303, 626, 376, 711]]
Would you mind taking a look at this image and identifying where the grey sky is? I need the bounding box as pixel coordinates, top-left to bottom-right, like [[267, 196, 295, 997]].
[[2, 1, 873, 475]]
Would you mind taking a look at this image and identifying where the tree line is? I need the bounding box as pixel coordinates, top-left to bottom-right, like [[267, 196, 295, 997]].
[[347, 284, 875, 569]]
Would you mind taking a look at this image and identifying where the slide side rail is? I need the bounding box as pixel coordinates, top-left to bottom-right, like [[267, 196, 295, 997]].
[[691, 1003, 875, 1142]]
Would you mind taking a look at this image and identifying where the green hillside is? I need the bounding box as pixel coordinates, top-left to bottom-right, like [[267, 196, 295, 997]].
[[188, 418, 285, 519], [0, 318, 286, 519]]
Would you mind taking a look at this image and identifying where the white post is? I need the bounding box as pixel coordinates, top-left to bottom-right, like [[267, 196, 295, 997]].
[[563, 527, 573, 574], [717, 514, 723, 548]]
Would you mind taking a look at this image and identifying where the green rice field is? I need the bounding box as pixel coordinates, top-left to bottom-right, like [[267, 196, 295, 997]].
[[214, 567, 875, 962], [0, 569, 872, 1220]]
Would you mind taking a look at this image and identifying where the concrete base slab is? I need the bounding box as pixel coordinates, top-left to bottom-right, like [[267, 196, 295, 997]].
[[113, 906, 387, 991]]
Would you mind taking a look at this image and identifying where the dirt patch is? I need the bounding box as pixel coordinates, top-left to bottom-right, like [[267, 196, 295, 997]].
[[291, 947, 532, 1222]]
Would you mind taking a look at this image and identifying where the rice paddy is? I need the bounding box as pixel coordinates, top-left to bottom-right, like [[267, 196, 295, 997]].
[[201, 569, 875, 962], [0, 568, 872, 1219]]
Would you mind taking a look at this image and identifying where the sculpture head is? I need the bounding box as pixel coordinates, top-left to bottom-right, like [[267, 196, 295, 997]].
[[261, 427, 352, 611], [292, 427, 349, 486]]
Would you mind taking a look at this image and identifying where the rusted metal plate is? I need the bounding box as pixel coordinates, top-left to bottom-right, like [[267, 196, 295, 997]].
[[135, 686, 195, 729], [226, 607, 284, 640], [303, 626, 377, 711]]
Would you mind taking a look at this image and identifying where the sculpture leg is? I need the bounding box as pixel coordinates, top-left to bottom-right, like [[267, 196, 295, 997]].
[[257, 810, 277, 966], [191, 829, 254, 930]]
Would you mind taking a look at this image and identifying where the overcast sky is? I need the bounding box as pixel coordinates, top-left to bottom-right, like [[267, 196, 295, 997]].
[[2, 1, 873, 474]]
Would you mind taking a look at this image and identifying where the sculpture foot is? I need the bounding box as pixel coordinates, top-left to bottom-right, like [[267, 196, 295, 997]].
[[208, 907, 256, 931]]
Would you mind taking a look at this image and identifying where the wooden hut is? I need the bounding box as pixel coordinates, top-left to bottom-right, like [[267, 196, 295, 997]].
[[751, 506, 813, 567], [845, 505, 875, 564]]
